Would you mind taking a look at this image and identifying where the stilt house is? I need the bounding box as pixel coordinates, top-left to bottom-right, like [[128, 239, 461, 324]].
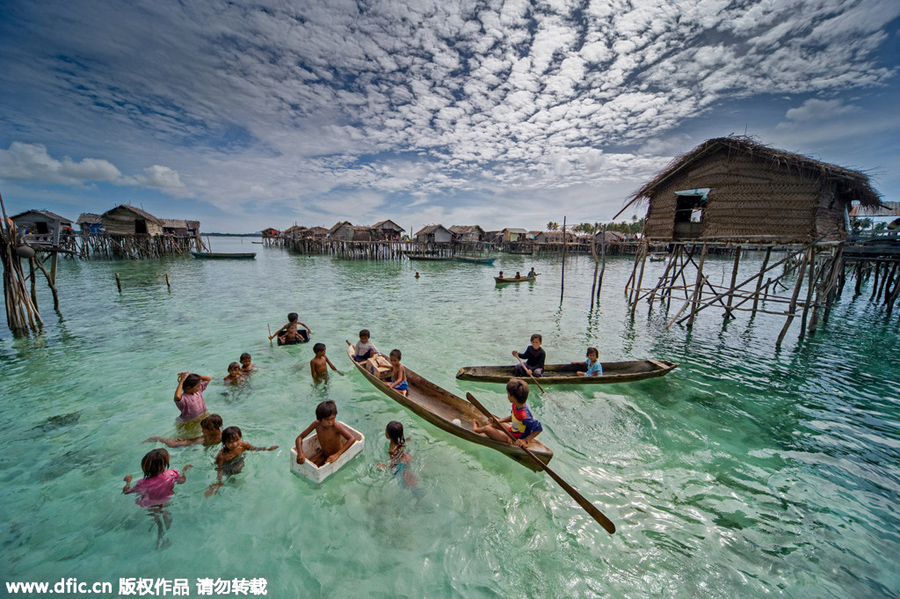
[[632, 136, 880, 243], [449, 225, 485, 243], [371, 220, 405, 241], [414, 225, 453, 244], [101, 205, 163, 236], [10, 210, 73, 246], [77, 213, 104, 235]]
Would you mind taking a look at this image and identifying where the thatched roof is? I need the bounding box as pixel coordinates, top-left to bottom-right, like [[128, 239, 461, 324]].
[[160, 219, 188, 229], [449, 225, 484, 235], [102, 204, 162, 223], [415, 224, 452, 237], [11, 209, 73, 225], [329, 221, 352, 234], [77, 212, 102, 225], [630, 136, 880, 207], [372, 219, 404, 231]]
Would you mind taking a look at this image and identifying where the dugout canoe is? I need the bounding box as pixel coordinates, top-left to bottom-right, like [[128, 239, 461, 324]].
[[345, 343, 553, 471], [456, 359, 678, 385], [454, 255, 496, 265], [494, 274, 538, 284], [191, 251, 256, 260]]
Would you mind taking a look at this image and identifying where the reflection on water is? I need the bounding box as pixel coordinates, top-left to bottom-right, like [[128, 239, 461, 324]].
[[1, 239, 898, 597]]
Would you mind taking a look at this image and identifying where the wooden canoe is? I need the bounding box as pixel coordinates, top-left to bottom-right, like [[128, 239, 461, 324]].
[[456, 359, 678, 385], [494, 274, 537, 284], [191, 251, 256, 259], [455, 255, 496, 265], [406, 253, 453, 261], [345, 343, 553, 471]]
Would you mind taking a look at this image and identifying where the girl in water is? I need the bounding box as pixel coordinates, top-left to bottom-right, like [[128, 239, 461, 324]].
[[122, 448, 191, 548], [378, 421, 416, 488]]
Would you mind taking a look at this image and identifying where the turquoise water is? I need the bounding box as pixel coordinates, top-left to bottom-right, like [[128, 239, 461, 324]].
[[2, 238, 899, 598]]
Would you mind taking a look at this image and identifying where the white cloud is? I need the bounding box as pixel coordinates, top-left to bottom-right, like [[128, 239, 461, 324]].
[[784, 98, 860, 121], [0, 142, 121, 185]]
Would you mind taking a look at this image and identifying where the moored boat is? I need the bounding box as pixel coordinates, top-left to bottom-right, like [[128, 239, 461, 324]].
[[456, 359, 678, 385], [191, 251, 256, 259], [454, 255, 496, 265], [345, 343, 553, 471], [406, 253, 453, 261]]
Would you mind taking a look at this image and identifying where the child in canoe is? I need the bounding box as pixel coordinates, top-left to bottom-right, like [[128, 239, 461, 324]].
[[206, 426, 278, 496], [174, 372, 213, 422], [310, 343, 342, 382], [472, 378, 542, 448], [270, 313, 311, 345], [146, 414, 224, 448], [294, 400, 357, 467], [573, 347, 602, 377], [513, 333, 545, 378], [387, 349, 408, 396], [352, 329, 378, 362]]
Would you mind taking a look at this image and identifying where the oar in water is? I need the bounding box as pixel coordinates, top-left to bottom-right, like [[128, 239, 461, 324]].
[[514, 354, 564, 410], [267, 323, 273, 346], [465, 392, 615, 535]]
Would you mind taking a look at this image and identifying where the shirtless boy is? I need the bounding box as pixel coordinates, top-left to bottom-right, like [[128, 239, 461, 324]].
[[295, 400, 357, 467]]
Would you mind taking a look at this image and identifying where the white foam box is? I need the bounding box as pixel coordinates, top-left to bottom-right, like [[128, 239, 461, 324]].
[[289, 422, 365, 483]]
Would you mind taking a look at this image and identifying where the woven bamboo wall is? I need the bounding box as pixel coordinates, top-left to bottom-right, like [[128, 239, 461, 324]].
[[643, 150, 834, 242], [101, 207, 163, 236]]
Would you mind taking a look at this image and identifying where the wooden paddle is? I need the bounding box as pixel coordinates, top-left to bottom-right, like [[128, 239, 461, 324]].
[[465, 392, 615, 535], [267, 323, 273, 346], [514, 354, 564, 410]]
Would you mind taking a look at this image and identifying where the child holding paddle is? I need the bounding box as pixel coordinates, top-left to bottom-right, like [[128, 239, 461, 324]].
[[269, 313, 311, 345], [513, 333, 545, 378], [472, 378, 542, 448]]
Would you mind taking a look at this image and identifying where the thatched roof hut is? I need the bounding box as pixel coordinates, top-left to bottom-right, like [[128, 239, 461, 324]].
[[160, 219, 189, 237], [631, 136, 881, 243], [101, 205, 163, 236], [414, 224, 453, 244], [77, 213, 104, 235], [449, 225, 485, 242], [11, 210, 73, 245], [371, 220, 405, 240]]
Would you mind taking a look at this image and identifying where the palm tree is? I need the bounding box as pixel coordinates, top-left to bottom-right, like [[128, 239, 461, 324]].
[[547, 221, 559, 231]]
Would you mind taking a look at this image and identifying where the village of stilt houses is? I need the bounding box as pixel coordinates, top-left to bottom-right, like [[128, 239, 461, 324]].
[[2, 137, 899, 344]]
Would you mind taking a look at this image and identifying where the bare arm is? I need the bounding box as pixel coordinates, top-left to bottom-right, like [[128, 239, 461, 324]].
[[174, 372, 187, 401], [294, 422, 317, 462], [122, 474, 134, 493], [297, 321, 312, 333], [176, 465, 192, 483], [325, 357, 343, 375], [145, 436, 202, 448]]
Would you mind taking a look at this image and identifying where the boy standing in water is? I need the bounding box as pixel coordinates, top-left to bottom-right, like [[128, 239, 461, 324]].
[[295, 400, 357, 466], [472, 379, 542, 448], [310, 343, 342, 382]]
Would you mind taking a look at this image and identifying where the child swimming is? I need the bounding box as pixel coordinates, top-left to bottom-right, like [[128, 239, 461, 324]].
[[206, 426, 278, 496], [239, 353, 256, 373], [174, 372, 213, 422], [145, 414, 224, 448], [377, 421, 417, 488], [223, 362, 245, 386], [122, 448, 191, 548]]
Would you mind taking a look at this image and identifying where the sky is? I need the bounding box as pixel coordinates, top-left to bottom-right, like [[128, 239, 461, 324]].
[[1, 0, 898, 234]]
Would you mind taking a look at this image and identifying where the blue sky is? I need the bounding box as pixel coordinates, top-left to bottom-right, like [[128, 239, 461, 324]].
[[1, 0, 898, 234]]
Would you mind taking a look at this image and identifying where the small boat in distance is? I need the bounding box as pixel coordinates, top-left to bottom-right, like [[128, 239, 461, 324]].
[[456, 359, 678, 385], [649, 253, 668, 262], [406, 253, 453, 261], [494, 273, 537, 284], [191, 251, 256, 259], [345, 343, 553, 471], [455, 255, 496, 265]]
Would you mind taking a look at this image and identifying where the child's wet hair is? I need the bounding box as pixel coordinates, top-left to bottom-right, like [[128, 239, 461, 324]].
[[201, 414, 223, 431], [530, 333, 542, 343], [386, 421, 405, 447], [183, 373, 202, 389], [287, 312, 298, 322], [315, 400, 337, 421], [240, 353, 251, 361], [228, 362, 241, 371], [390, 349, 401, 360], [313, 342, 326, 354], [222, 426, 242, 445], [507, 378, 529, 404], [586, 347, 599, 358], [359, 329, 370, 339], [141, 448, 170, 478]]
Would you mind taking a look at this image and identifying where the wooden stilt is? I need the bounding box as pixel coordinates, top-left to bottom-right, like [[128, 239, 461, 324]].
[[723, 245, 741, 319], [777, 247, 811, 347], [753, 247, 771, 313], [630, 240, 649, 318], [686, 243, 708, 328]]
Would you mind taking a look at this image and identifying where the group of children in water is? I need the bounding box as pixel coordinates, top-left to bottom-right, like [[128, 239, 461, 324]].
[[124, 319, 603, 546]]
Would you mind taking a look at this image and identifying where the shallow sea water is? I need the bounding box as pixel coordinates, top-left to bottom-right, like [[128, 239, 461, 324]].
[[1, 238, 899, 598]]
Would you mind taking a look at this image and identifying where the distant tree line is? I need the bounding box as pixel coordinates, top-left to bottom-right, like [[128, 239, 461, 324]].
[[547, 215, 644, 235]]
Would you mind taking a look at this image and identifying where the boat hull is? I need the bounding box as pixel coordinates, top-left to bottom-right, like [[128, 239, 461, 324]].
[[191, 252, 256, 259], [456, 360, 678, 385], [346, 345, 552, 471], [494, 275, 537, 284]]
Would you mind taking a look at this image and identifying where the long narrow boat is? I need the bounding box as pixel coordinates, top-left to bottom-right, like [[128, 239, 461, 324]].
[[456, 359, 678, 385], [494, 274, 537, 284], [191, 251, 256, 260], [406, 254, 453, 261], [455, 255, 496, 265], [345, 343, 553, 471]]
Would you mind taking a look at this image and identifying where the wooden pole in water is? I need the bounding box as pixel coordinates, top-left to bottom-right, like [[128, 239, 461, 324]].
[[777, 247, 811, 347], [724, 245, 741, 319], [752, 247, 772, 313], [115, 272, 122, 293], [630, 239, 649, 318], [686, 243, 708, 328], [560, 217, 567, 306], [589, 224, 599, 312], [165, 273, 171, 290]]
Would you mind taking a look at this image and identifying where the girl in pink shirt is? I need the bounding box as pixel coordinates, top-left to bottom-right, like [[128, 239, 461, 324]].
[[123, 449, 191, 548], [174, 372, 212, 422]]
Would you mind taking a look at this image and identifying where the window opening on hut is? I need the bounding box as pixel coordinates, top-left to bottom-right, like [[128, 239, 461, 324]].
[[135, 220, 148, 234], [673, 188, 710, 239], [35, 222, 50, 235]]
